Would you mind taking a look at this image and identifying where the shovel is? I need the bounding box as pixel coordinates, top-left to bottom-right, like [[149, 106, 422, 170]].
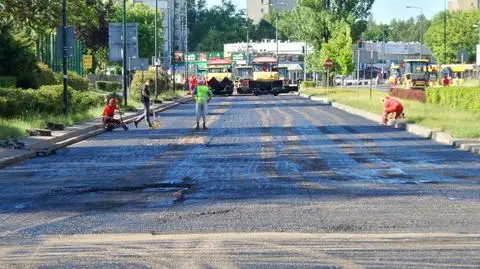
[[118, 109, 129, 131]]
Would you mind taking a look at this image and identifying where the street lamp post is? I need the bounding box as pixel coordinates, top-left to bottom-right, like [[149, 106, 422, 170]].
[[62, 0, 68, 115], [407, 5, 424, 59], [155, 0, 158, 100], [268, 1, 284, 64]]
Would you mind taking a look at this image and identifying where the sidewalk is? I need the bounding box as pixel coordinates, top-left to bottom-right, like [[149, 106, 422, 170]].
[[298, 92, 480, 155], [0, 96, 192, 168]]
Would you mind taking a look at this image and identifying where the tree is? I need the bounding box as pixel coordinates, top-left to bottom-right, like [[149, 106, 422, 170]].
[[424, 10, 479, 64], [389, 15, 430, 43], [188, 0, 249, 51], [0, 24, 38, 88], [279, 0, 375, 49], [0, 0, 100, 37], [320, 20, 354, 76], [362, 18, 391, 42]]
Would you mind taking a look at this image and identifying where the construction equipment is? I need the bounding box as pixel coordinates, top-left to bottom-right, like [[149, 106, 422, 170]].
[[251, 57, 282, 96], [401, 59, 433, 89], [277, 65, 292, 93], [388, 65, 401, 85], [206, 59, 234, 95], [233, 65, 253, 94]]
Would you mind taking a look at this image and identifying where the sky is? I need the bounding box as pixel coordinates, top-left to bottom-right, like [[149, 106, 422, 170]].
[[206, 0, 447, 23]]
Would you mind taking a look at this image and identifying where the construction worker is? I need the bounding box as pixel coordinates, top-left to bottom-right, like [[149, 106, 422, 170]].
[[189, 75, 198, 95], [442, 74, 451, 86], [381, 96, 404, 125], [134, 78, 153, 128], [193, 80, 212, 130], [102, 98, 121, 127]]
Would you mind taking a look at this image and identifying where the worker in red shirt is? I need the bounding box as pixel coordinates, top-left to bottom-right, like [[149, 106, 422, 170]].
[[442, 75, 451, 86], [102, 98, 121, 127], [189, 75, 198, 95], [382, 96, 404, 125]]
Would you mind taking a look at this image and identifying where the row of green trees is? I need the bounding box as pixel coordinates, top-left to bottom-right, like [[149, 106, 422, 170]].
[[363, 9, 480, 64], [272, 1, 480, 77]]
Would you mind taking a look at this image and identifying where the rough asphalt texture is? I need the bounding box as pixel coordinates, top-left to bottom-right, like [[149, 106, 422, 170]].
[[0, 95, 479, 268]]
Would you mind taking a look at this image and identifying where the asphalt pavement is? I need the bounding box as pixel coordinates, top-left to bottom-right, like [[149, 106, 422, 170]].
[[0, 94, 479, 268]]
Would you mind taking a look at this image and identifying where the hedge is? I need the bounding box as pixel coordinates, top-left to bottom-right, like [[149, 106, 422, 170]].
[[0, 86, 103, 118], [130, 69, 169, 100], [56, 71, 89, 92], [0, 76, 16, 88], [300, 81, 316, 91], [36, 63, 58, 87], [96, 81, 122, 92], [426, 86, 480, 113]]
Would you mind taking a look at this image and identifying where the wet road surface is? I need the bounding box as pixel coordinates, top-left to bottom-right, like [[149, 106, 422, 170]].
[[1, 95, 479, 268]]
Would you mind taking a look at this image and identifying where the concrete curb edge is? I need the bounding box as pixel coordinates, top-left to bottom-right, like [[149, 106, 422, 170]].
[[0, 97, 193, 168], [297, 92, 479, 155]]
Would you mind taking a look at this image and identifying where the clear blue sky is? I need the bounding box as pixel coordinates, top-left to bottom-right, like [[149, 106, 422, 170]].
[[206, 0, 447, 23]]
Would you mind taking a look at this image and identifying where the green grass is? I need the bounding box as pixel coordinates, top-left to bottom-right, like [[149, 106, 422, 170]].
[[0, 90, 185, 140], [302, 88, 480, 139], [0, 106, 105, 140]]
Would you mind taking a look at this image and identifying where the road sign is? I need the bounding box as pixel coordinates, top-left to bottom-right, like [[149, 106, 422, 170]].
[[108, 23, 138, 62], [83, 55, 93, 69], [55, 27, 74, 58], [325, 58, 333, 68], [128, 57, 149, 71]]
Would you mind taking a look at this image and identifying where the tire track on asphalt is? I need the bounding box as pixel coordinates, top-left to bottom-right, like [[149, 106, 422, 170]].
[[290, 96, 479, 185]]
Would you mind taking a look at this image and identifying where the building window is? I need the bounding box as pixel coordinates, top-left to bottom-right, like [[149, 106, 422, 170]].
[[261, 0, 263, 3], [261, 8, 264, 13]]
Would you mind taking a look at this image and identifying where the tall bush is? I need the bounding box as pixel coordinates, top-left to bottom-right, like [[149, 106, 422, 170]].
[[0, 86, 103, 118], [35, 63, 58, 86], [56, 71, 89, 92], [130, 69, 167, 100], [0, 24, 38, 89], [426, 86, 480, 113], [96, 81, 122, 92]]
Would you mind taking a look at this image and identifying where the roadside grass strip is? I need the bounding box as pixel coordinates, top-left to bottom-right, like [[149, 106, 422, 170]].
[[302, 88, 480, 139]]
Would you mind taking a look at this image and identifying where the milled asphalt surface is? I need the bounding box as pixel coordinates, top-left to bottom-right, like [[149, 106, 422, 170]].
[[0, 94, 479, 268]]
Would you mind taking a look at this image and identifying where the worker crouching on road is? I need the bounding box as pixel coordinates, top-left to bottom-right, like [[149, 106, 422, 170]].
[[193, 80, 213, 130], [381, 96, 404, 125], [102, 98, 121, 127]]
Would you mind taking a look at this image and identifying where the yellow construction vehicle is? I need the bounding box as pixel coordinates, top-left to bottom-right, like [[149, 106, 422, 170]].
[[207, 59, 234, 95], [402, 59, 433, 89], [233, 65, 254, 94], [251, 57, 283, 96]]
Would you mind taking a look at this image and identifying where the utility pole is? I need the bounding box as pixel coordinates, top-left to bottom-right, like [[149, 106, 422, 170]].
[[62, 0, 68, 115], [444, 0, 447, 64], [246, 28, 250, 65], [276, 18, 279, 64], [155, 0, 158, 100], [185, 0, 188, 86], [172, 0, 176, 93], [122, 0, 127, 106], [303, 42, 307, 81]]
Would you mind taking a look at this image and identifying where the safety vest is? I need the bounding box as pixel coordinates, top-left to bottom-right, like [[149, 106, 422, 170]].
[[196, 85, 209, 104]]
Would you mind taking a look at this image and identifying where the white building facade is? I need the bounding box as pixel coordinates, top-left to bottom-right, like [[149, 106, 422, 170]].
[[133, 0, 187, 68]]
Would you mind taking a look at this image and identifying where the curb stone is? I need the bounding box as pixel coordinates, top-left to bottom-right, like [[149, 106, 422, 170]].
[[299, 93, 479, 155], [0, 97, 192, 168]]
